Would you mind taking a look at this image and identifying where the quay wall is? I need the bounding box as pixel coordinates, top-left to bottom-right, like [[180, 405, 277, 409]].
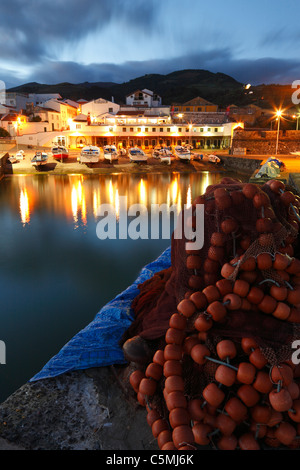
[[0, 153, 8, 181], [220, 154, 263, 174], [232, 129, 300, 155]]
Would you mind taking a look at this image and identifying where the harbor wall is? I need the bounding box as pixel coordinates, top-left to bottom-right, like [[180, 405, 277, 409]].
[[232, 129, 300, 155], [220, 154, 263, 174], [0, 153, 8, 181]]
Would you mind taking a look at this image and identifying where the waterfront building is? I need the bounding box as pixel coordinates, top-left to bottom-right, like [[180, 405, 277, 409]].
[[126, 89, 162, 108], [81, 98, 120, 122]]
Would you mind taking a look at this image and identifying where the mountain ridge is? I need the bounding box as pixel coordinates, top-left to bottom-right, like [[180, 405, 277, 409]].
[[7, 69, 295, 110]]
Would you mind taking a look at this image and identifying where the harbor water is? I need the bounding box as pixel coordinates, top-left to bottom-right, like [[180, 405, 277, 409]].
[[0, 171, 228, 402]]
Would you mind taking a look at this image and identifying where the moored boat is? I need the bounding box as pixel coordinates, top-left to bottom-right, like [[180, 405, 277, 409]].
[[153, 146, 174, 165], [173, 145, 191, 161], [103, 145, 118, 163], [51, 146, 69, 161], [79, 145, 101, 164], [128, 147, 148, 163], [31, 152, 49, 167]]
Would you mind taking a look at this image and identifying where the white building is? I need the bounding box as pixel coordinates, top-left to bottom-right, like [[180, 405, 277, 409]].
[[126, 89, 162, 108], [40, 99, 78, 130], [5, 92, 62, 112], [81, 98, 120, 121]]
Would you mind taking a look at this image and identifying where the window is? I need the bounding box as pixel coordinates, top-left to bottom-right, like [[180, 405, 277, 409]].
[[167, 128, 170, 132], [76, 124, 81, 129], [160, 128, 163, 132], [215, 128, 218, 132], [200, 128, 204, 132], [174, 107, 179, 112], [178, 128, 182, 132], [186, 107, 190, 112], [123, 127, 126, 132], [197, 107, 202, 112], [109, 107, 113, 113], [152, 128, 156, 132], [130, 127, 134, 132], [145, 128, 148, 132], [138, 128, 141, 132]]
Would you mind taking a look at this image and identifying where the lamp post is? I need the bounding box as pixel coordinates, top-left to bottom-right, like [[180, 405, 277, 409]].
[[275, 110, 282, 155]]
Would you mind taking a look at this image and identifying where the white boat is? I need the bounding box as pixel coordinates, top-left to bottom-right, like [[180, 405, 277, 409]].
[[153, 146, 174, 165], [128, 147, 148, 163], [16, 150, 25, 161], [79, 145, 101, 164], [173, 145, 191, 161], [51, 146, 69, 160], [31, 152, 49, 167], [103, 145, 118, 163]]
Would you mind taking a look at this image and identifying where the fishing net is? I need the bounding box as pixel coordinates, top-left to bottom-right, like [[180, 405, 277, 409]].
[[122, 177, 300, 450]]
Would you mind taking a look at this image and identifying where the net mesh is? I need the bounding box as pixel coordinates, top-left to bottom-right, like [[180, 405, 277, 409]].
[[122, 177, 300, 449]]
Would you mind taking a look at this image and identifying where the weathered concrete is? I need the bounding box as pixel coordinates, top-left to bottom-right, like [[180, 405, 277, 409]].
[[219, 154, 263, 174], [0, 366, 158, 451]]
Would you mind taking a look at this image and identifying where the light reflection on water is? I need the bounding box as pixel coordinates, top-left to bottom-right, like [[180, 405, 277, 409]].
[[16, 172, 215, 229], [0, 171, 226, 402]]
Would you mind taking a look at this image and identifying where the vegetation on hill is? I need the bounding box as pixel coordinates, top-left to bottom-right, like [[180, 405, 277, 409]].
[[8, 69, 296, 114]]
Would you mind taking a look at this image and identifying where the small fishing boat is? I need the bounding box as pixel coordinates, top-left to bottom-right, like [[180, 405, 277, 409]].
[[79, 145, 101, 164], [51, 146, 69, 161], [16, 150, 25, 161], [173, 145, 191, 161], [128, 147, 148, 163], [103, 145, 118, 163], [153, 146, 174, 165], [31, 152, 49, 167]]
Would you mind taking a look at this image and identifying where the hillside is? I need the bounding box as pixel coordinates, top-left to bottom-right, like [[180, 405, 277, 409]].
[[8, 69, 296, 110]]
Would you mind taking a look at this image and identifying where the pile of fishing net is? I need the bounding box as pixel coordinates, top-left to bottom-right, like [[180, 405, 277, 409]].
[[121, 177, 300, 450]]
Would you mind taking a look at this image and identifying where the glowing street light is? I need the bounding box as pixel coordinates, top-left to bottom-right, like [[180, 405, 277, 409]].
[[275, 109, 282, 155]]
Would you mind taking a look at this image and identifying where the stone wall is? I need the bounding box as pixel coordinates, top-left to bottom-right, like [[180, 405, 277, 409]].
[[0, 153, 8, 181], [232, 129, 300, 155], [220, 155, 263, 174]]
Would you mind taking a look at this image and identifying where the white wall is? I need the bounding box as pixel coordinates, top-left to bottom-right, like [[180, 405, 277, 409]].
[[81, 99, 120, 118]]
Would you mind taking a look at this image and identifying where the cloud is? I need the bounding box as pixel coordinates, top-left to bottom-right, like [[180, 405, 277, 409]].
[[21, 50, 300, 87], [0, 0, 160, 63]]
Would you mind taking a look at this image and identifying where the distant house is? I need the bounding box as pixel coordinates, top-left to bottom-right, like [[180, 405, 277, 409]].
[[126, 89, 162, 108], [227, 104, 267, 126], [5, 92, 62, 112], [172, 97, 218, 115]]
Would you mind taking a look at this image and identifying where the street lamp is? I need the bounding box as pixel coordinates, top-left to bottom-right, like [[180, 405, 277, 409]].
[[293, 112, 300, 130], [275, 109, 282, 155]]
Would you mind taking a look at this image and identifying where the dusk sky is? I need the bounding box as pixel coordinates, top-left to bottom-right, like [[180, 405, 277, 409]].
[[1, 0, 300, 88]]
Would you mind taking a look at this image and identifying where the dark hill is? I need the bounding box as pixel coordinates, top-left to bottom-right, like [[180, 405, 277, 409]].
[[8, 69, 293, 110]]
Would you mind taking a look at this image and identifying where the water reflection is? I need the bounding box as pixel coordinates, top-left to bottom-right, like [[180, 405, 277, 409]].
[[19, 188, 30, 226], [13, 172, 226, 229]]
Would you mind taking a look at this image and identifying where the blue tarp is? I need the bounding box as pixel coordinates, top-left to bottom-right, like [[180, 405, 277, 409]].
[[30, 246, 172, 382]]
